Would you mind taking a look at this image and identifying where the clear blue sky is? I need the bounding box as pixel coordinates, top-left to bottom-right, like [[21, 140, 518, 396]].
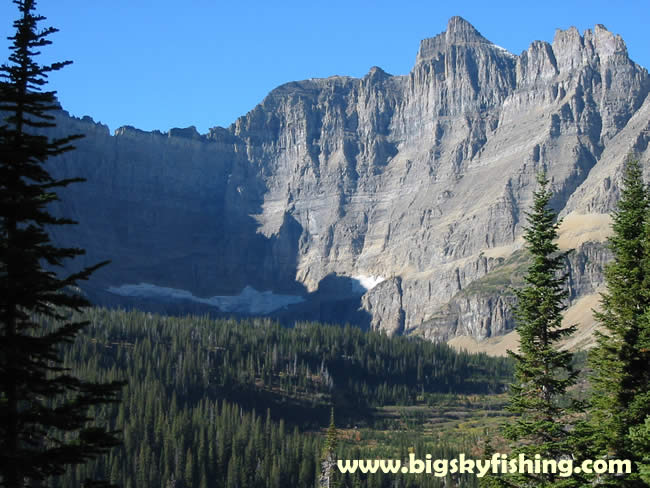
[[1, 1, 648, 134]]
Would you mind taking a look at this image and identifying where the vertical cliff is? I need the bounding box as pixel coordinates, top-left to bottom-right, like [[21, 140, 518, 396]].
[[46, 17, 650, 343]]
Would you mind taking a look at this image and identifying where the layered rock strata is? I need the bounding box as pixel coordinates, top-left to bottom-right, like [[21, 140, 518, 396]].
[[47, 17, 650, 343]]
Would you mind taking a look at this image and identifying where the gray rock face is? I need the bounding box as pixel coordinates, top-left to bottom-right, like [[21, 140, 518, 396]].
[[361, 277, 404, 335], [47, 17, 650, 342], [416, 241, 611, 342]]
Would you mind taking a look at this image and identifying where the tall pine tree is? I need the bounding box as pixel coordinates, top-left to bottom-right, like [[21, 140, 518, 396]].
[[629, 417, 650, 486], [320, 408, 339, 488], [589, 157, 650, 487], [498, 173, 583, 487], [0, 1, 123, 486]]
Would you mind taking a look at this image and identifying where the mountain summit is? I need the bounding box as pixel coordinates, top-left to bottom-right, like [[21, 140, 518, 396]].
[[416, 16, 506, 64], [48, 18, 650, 349], [446, 15, 486, 40]]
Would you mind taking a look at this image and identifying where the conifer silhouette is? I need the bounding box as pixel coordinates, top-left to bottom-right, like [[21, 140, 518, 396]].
[[0, 1, 124, 486]]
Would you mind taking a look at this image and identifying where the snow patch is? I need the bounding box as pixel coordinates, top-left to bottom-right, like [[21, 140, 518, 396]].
[[492, 44, 516, 57], [351, 275, 386, 293], [107, 283, 304, 315]]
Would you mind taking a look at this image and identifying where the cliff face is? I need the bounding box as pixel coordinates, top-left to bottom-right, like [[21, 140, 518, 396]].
[[48, 17, 650, 343]]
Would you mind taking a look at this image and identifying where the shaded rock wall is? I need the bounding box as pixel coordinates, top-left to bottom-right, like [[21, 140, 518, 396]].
[[46, 17, 650, 341]]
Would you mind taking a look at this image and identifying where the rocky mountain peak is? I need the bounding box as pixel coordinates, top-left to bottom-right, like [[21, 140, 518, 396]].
[[550, 23, 632, 72], [415, 16, 506, 65], [364, 65, 390, 83], [168, 126, 201, 140], [46, 18, 650, 350], [589, 24, 629, 62], [446, 16, 487, 43]]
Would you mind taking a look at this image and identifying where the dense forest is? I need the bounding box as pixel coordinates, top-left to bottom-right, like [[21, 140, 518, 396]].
[[3, 3, 649, 487], [39, 308, 512, 487]]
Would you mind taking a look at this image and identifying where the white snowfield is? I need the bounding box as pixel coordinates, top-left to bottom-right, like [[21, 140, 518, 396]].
[[107, 283, 304, 315], [351, 275, 385, 293], [492, 44, 516, 57]]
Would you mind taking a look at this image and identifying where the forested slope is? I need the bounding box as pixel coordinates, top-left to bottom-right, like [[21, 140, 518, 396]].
[[43, 308, 512, 487]]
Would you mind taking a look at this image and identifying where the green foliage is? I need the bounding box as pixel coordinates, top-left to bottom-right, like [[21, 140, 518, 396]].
[[494, 173, 583, 487], [463, 249, 530, 297], [42, 307, 508, 487], [0, 1, 122, 486], [321, 408, 339, 488], [629, 416, 650, 485], [589, 157, 650, 486], [325, 408, 338, 456], [57, 309, 508, 418]]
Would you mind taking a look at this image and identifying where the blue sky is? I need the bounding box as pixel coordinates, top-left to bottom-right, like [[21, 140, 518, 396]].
[[1, 1, 648, 134]]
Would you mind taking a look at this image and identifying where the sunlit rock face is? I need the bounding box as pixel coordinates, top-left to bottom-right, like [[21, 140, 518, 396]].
[[49, 17, 650, 341]]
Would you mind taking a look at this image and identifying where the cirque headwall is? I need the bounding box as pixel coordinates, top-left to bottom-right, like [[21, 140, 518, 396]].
[[46, 17, 650, 346]]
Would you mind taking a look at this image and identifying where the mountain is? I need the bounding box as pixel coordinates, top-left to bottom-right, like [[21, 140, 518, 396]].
[[46, 17, 650, 347]]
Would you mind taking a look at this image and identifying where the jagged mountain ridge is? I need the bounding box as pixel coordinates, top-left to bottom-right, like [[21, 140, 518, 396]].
[[47, 16, 650, 344]]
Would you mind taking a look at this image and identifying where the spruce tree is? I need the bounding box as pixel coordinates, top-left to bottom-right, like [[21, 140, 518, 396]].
[[629, 417, 650, 486], [498, 173, 582, 487], [320, 407, 339, 488], [0, 1, 123, 486], [589, 157, 650, 487]]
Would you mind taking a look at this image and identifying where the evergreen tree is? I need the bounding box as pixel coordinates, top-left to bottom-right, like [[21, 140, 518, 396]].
[[589, 157, 650, 486], [324, 407, 338, 456], [320, 408, 339, 488], [629, 416, 650, 486], [498, 173, 582, 487], [0, 1, 123, 486], [478, 428, 503, 488]]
